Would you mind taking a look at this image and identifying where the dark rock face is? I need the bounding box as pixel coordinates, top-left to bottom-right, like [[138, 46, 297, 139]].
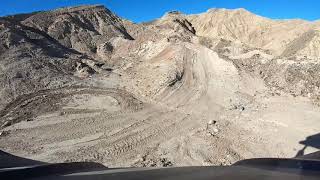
[[21, 5, 133, 54], [0, 5, 133, 124], [0, 18, 76, 109]]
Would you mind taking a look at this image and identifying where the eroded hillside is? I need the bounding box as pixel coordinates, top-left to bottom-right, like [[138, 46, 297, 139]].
[[0, 5, 319, 167]]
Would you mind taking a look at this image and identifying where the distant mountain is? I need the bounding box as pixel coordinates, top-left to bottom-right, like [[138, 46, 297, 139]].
[[187, 8, 320, 57]]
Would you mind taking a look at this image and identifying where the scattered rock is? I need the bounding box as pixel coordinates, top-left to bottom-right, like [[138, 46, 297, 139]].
[[1, 121, 11, 129], [134, 155, 173, 167], [208, 120, 217, 125], [160, 158, 173, 167], [240, 106, 245, 111], [212, 128, 219, 133], [0, 130, 9, 137]]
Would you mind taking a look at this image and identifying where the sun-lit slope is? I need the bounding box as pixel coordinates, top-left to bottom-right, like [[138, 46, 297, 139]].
[[291, 30, 320, 58], [188, 8, 319, 57]]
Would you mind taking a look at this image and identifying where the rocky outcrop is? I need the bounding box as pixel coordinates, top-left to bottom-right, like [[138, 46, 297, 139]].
[[21, 5, 133, 55]]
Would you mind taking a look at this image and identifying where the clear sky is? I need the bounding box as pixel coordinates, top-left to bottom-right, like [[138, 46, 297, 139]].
[[1, 0, 319, 22]]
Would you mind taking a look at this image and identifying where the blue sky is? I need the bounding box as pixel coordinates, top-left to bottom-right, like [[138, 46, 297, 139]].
[[1, 0, 319, 22]]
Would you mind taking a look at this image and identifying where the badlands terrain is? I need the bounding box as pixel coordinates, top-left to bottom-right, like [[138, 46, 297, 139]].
[[0, 5, 320, 167]]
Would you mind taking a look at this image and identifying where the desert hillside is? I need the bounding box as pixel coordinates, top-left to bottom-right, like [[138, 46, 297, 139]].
[[0, 5, 319, 167]]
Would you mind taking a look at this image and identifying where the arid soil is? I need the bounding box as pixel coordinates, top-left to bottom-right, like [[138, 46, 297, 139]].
[[0, 5, 320, 167]]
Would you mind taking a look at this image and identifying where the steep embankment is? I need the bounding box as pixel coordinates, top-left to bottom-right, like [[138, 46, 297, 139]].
[[0, 5, 135, 128]]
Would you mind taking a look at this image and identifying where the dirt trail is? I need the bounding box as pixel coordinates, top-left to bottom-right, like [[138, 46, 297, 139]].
[[1, 44, 319, 167]]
